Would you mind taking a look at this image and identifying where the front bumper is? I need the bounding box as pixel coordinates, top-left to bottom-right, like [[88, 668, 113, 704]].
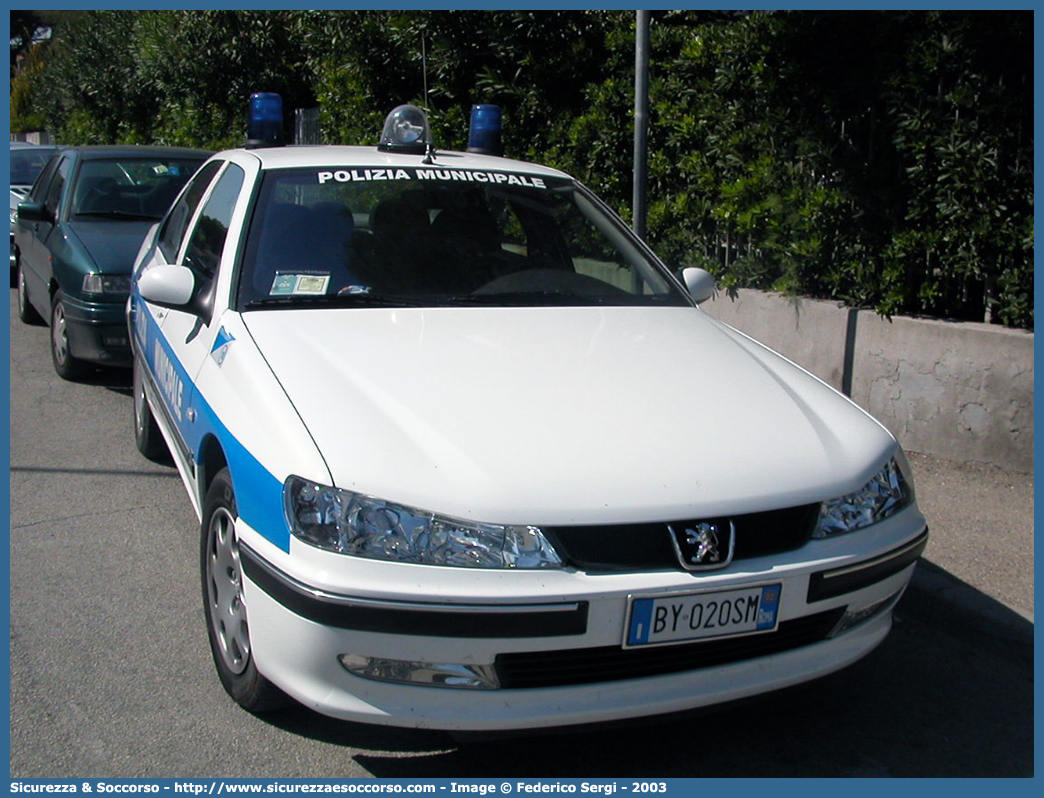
[[60, 293, 132, 366], [235, 511, 928, 730]]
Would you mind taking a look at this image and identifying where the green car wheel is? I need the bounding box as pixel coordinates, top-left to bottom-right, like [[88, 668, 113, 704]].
[[50, 295, 88, 381]]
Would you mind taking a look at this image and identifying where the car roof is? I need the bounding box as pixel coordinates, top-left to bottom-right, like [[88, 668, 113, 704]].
[[68, 145, 213, 160], [230, 144, 571, 180]]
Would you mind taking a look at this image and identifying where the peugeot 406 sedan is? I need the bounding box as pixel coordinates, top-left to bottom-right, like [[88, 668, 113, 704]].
[[127, 104, 928, 730]]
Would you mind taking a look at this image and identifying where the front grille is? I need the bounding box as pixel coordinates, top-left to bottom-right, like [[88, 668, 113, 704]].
[[495, 607, 844, 689], [546, 504, 820, 573]]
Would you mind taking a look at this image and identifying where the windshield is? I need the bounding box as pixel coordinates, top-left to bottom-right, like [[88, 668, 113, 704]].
[[71, 157, 204, 221], [9, 147, 58, 187], [237, 167, 686, 309]]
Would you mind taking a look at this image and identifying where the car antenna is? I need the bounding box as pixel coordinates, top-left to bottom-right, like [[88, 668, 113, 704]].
[[421, 36, 436, 165]]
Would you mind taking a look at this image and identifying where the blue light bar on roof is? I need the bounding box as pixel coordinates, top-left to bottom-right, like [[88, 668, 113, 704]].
[[247, 92, 283, 147], [467, 104, 502, 157]]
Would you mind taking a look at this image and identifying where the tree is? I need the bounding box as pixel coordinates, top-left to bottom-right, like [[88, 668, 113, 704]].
[[619, 10, 1032, 327], [299, 9, 620, 163], [133, 10, 313, 149], [15, 9, 1032, 326]]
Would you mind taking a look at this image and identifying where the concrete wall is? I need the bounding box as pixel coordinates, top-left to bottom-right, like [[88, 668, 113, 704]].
[[10, 131, 55, 145], [701, 289, 1034, 473]]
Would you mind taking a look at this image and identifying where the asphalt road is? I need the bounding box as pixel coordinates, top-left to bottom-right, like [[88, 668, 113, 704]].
[[7, 288, 1033, 778]]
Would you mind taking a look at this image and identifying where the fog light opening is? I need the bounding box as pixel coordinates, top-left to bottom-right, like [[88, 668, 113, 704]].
[[338, 654, 500, 690], [828, 588, 905, 638]]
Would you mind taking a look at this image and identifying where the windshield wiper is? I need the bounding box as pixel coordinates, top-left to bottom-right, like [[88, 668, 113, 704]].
[[243, 293, 430, 310], [244, 291, 682, 311], [442, 290, 686, 308], [443, 290, 611, 307], [74, 210, 162, 221]]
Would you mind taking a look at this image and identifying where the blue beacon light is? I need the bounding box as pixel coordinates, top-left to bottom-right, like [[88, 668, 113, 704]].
[[247, 92, 283, 148], [467, 104, 503, 156]]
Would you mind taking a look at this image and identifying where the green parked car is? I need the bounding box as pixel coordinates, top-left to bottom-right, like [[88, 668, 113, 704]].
[[14, 145, 211, 380]]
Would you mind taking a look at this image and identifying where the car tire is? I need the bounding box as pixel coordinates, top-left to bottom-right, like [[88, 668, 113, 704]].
[[132, 358, 169, 462], [17, 265, 42, 325], [201, 468, 288, 713], [50, 294, 89, 381]]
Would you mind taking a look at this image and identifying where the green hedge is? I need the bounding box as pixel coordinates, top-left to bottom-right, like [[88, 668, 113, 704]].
[[14, 9, 1032, 328]]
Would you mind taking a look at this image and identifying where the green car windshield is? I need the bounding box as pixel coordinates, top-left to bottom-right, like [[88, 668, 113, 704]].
[[71, 158, 203, 221], [237, 167, 687, 309]]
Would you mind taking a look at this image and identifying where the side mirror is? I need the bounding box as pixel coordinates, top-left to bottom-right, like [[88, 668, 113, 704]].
[[137, 265, 198, 308], [137, 264, 216, 324], [681, 267, 716, 304], [17, 201, 51, 224]]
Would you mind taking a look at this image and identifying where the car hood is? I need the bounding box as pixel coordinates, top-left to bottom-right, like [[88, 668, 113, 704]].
[[66, 219, 154, 273], [242, 306, 895, 525]]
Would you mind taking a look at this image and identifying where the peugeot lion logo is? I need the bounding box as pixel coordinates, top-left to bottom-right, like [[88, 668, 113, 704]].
[[668, 520, 736, 571], [687, 524, 720, 563]]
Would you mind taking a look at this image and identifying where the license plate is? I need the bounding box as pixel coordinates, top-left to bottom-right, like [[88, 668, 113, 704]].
[[625, 583, 782, 648]]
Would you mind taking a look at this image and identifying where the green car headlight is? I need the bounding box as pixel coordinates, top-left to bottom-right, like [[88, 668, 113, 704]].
[[813, 456, 913, 538], [283, 476, 563, 569], [82, 273, 132, 296]]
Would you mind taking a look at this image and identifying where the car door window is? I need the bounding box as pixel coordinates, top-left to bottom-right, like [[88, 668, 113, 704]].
[[158, 160, 222, 263], [182, 163, 245, 281], [43, 156, 71, 218], [26, 156, 59, 203]]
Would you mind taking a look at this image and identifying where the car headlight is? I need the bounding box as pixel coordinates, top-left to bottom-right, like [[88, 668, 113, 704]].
[[82, 273, 131, 295], [813, 456, 913, 538], [283, 476, 564, 569]]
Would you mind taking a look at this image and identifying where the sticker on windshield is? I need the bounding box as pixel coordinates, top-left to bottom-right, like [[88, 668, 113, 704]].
[[270, 272, 330, 296]]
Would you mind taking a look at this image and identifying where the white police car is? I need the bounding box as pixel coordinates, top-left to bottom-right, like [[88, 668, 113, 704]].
[[127, 98, 928, 730]]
